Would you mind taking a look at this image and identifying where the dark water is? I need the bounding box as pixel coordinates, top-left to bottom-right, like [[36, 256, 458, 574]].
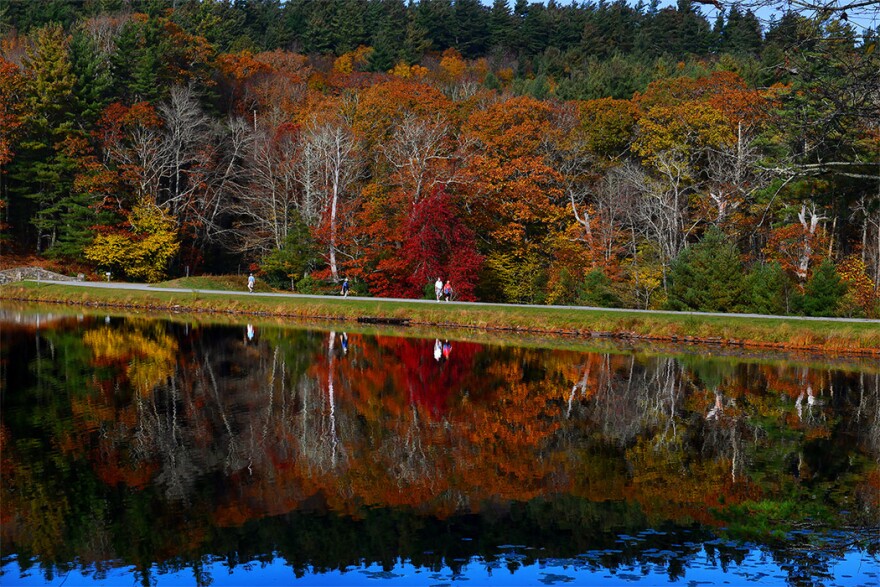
[[1, 307, 878, 586]]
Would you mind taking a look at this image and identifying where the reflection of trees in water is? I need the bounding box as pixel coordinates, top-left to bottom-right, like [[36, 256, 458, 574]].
[[129, 328, 365, 500], [379, 402, 432, 488], [118, 329, 880, 513], [855, 371, 880, 456], [567, 355, 685, 448], [293, 332, 352, 476], [129, 331, 297, 500], [4, 317, 880, 587]]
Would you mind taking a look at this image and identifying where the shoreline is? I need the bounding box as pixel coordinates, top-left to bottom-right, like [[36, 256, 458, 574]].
[[2, 281, 878, 357]]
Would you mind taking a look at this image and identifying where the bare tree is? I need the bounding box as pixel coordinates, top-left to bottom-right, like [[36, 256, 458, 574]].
[[158, 85, 213, 219], [852, 195, 880, 289], [227, 109, 303, 258], [79, 14, 128, 57], [300, 119, 360, 282], [697, 0, 879, 23], [624, 152, 698, 284], [190, 115, 251, 246], [543, 105, 596, 243], [101, 113, 164, 206], [381, 113, 466, 203], [595, 164, 640, 265], [705, 122, 771, 225], [795, 201, 828, 280]]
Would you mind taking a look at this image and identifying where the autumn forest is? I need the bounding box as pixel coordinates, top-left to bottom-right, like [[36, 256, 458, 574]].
[[0, 0, 878, 316]]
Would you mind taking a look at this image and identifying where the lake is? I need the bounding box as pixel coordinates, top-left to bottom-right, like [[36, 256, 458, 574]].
[[1, 306, 877, 586]]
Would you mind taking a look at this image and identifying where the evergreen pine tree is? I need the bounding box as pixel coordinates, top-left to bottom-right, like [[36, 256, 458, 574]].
[[70, 30, 113, 124], [488, 0, 513, 51], [722, 7, 763, 55], [8, 24, 79, 254], [452, 0, 489, 58], [302, 2, 335, 54], [415, 0, 455, 52], [110, 17, 164, 103], [260, 213, 319, 290], [666, 226, 749, 312], [798, 260, 847, 317], [241, 0, 285, 51], [368, 32, 397, 72], [400, 10, 432, 65], [747, 262, 790, 315], [332, 0, 369, 54], [676, 0, 712, 56]]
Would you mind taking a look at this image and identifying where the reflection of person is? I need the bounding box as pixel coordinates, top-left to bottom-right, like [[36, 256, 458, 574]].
[[434, 277, 443, 301], [341, 332, 349, 354], [341, 278, 350, 297], [706, 391, 723, 420], [434, 339, 442, 361], [247, 273, 255, 293], [247, 324, 254, 341], [442, 339, 452, 359]]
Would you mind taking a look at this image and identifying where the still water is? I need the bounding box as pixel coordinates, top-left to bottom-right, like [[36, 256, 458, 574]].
[[1, 307, 878, 586]]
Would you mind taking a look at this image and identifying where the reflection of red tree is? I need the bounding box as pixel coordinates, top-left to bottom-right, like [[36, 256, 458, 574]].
[[324, 334, 481, 418], [90, 447, 157, 490], [387, 336, 480, 415]]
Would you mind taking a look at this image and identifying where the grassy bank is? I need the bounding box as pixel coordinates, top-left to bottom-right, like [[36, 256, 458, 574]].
[[5, 300, 879, 374], [2, 281, 878, 356]]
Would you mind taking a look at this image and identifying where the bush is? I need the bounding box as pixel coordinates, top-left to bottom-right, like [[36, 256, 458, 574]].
[[295, 274, 322, 294], [576, 268, 622, 308], [260, 215, 319, 290], [84, 200, 179, 283]]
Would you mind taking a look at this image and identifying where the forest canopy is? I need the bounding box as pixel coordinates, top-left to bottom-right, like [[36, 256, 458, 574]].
[[0, 0, 877, 316]]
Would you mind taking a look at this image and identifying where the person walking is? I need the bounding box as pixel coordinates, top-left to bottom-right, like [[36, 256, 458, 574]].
[[442, 280, 452, 302], [434, 277, 443, 301], [247, 273, 255, 293], [341, 277, 350, 297]]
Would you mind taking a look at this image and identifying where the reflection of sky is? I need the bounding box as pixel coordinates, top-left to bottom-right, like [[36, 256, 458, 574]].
[[4, 549, 878, 586]]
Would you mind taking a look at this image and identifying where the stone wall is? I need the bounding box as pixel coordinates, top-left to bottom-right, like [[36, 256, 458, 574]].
[[0, 267, 78, 285]]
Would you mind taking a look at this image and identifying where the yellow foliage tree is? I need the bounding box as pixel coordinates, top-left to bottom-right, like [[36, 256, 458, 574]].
[[438, 48, 466, 82], [85, 199, 179, 282], [83, 322, 178, 395], [333, 46, 373, 74]]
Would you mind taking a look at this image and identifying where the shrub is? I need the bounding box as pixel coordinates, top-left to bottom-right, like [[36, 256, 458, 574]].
[[577, 268, 622, 308]]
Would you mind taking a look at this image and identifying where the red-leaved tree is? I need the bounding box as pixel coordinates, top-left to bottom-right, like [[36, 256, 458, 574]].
[[369, 188, 482, 300]]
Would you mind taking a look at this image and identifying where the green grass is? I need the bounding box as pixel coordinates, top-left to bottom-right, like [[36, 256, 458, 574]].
[[2, 280, 879, 355], [154, 275, 275, 292]]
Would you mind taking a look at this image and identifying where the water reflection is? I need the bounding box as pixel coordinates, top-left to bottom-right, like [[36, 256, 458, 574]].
[[0, 309, 878, 586]]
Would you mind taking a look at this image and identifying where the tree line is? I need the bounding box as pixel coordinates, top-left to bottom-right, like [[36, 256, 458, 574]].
[[0, 0, 877, 316]]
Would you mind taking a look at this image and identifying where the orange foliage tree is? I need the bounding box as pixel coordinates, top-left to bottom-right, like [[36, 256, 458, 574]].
[[463, 96, 567, 302]]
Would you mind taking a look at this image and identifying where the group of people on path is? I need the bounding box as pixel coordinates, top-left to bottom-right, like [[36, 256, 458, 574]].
[[434, 278, 453, 302]]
